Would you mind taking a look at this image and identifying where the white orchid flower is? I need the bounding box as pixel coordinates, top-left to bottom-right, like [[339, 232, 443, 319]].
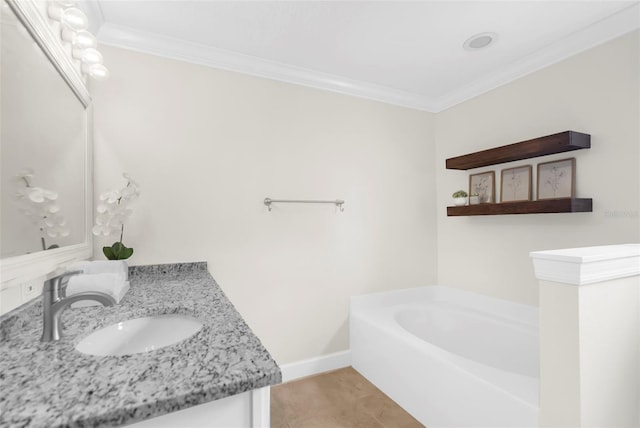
[[120, 186, 137, 199], [43, 189, 58, 200], [100, 189, 121, 203], [13, 168, 69, 250], [45, 203, 60, 214], [25, 187, 57, 203], [94, 214, 108, 225], [109, 217, 125, 228], [27, 187, 45, 203], [122, 172, 140, 187], [46, 224, 69, 238], [92, 224, 111, 236], [93, 174, 140, 243]]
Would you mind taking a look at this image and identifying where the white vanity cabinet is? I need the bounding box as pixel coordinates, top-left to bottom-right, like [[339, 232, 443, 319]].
[[128, 387, 271, 428]]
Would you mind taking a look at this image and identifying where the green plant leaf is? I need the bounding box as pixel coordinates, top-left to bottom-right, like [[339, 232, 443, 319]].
[[103, 245, 116, 260], [121, 246, 134, 259], [103, 242, 134, 260]]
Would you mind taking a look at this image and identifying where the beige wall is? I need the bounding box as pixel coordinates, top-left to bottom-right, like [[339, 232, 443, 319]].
[[92, 46, 437, 364], [93, 30, 638, 364], [436, 31, 639, 305]]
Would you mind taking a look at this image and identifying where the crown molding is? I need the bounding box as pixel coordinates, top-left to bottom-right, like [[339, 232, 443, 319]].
[[96, 22, 439, 112], [95, 3, 639, 113], [434, 2, 640, 111]]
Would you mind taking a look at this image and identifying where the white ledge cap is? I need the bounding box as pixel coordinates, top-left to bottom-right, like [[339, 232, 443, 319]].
[[530, 244, 640, 285]]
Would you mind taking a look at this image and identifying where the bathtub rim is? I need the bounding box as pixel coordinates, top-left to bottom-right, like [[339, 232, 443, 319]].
[[349, 285, 540, 409], [351, 285, 538, 328]]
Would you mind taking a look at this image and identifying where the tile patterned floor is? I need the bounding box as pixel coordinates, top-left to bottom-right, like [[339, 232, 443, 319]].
[[271, 367, 425, 428]]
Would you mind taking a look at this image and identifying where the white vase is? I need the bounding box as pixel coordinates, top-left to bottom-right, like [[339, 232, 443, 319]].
[[453, 197, 467, 206], [469, 195, 480, 205]]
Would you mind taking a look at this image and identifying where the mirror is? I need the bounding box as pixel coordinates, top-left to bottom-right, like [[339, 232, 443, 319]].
[[1, 3, 86, 257], [0, 0, 92, 292]]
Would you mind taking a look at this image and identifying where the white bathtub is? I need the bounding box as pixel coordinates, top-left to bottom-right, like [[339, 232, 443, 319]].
[[350, 286, 539, 428]]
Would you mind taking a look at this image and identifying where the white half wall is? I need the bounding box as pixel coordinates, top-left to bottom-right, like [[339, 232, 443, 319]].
[[91, 46, 437, 364], [435, 31, 639, 305]]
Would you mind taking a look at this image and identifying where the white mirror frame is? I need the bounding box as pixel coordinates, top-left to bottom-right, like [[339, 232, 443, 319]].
[[0, 0, 92, 289]]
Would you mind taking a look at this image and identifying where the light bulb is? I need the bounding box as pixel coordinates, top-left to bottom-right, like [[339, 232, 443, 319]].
[[63, 29, 97, 48], [47, 3, 64, 21], [48, 5, 88, 30], [82, 47, 102, 64], [83, 63, 109, 80], [60, 27, 76, 43], [73, 47, 102, 64], [60, 7, 88, 31], [74, 30, 97, 49]]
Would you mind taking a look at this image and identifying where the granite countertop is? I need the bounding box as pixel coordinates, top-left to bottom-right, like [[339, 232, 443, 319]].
[[0, 262, 281, 427]]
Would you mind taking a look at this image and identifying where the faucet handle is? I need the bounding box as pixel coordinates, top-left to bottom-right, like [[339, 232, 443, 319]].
[[43, 270, 83, 292]]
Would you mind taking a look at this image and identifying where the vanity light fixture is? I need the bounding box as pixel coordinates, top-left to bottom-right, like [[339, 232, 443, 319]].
[[46, 0, 108, 80], [463, 32, 498, 51]]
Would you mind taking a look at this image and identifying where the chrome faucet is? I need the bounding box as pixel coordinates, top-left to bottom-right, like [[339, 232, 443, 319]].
[[41, 271, 116, 342]]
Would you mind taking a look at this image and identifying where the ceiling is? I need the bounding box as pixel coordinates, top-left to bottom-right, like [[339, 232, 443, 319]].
[[84, 1, 640, 112]]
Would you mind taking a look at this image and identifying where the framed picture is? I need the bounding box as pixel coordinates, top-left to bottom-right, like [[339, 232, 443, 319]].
[[469, 171, 495, 203], [537, 158, 575, 200], [501, 165, 532, 202]]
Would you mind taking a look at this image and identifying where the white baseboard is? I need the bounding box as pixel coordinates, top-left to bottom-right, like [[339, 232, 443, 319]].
[[280, 350, 351, 383]]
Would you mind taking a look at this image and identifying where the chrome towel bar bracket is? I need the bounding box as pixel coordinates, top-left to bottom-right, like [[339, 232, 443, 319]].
[[264, 198, 345, 212]]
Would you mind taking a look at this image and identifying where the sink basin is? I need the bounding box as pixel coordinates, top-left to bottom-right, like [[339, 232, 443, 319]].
[[76, 314, 203, 356]]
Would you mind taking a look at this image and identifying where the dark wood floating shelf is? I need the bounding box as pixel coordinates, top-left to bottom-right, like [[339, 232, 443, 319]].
[[447, 198, 593, 216], [446, 131, 591, 170]]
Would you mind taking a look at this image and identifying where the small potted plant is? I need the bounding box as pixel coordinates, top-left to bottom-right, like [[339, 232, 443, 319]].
[[452, 190, 468, 206], [93, 173, 140, 260]]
